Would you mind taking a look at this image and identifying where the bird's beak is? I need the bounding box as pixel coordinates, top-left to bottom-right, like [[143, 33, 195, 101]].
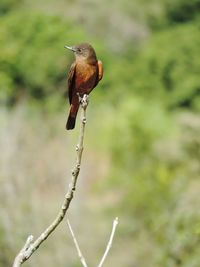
[[64, 45, 76, 52]]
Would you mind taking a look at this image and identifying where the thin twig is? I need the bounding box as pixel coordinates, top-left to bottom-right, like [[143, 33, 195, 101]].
[[97, 217, 119, 267], [67, 219, 88, 267], [13, 94, 89, 267], [67, 217, 119, 267]]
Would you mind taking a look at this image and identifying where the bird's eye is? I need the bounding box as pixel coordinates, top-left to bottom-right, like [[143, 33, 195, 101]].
[[77, 48, 82, 53]]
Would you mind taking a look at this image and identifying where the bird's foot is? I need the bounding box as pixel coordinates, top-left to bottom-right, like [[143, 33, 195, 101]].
[[77, 93, 89, 106], [77, 93, 89, 109], [76, 92, 83, 103]]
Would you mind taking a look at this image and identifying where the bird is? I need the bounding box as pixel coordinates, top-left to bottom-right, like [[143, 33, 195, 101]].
[[64, 43, 103, 130]]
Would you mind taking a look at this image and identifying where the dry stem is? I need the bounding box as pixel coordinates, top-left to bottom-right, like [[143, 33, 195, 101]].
[[67, 217, 119, 267], [67, 219, 88, 267], [97, 217, 119, 267]]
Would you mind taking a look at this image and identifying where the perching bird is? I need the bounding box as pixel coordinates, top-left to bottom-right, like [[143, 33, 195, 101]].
[[64, 43, 103, 130]]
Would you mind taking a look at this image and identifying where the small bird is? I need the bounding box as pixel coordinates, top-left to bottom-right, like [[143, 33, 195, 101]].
[[64, 43, 103, 130]]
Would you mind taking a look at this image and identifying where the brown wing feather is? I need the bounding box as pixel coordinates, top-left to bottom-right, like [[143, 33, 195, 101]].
[[94, 60, 103, 88], [98, 60, 103, 81], [67, 62, 76, 104]]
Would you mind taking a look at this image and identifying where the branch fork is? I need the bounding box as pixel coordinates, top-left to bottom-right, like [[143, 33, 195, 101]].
[[67, 217, 119, 267]]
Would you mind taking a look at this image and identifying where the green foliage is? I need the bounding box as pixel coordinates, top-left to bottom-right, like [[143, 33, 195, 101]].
[[103, 92, 200, 267], [96, 14, 200, 266], [0, 11, 86, 105], [165, 0, 200, 24], [0, 0, 22, 15], [110, 0, 200, 31], [131, 20, 200, 111]]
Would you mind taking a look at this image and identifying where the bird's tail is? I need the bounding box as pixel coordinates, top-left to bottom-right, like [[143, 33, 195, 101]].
[[66, 115, 76, 130], [66, 104, 79, 130]]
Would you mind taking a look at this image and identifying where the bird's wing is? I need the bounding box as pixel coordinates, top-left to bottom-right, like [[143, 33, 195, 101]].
[[67, 62, 76, 104], [98, 60, 103, 81], [94, 60, 103, 88]]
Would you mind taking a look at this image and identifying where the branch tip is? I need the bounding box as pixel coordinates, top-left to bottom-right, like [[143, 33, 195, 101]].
[[97, 217, 119, 267], [67, 219, 88, 267]]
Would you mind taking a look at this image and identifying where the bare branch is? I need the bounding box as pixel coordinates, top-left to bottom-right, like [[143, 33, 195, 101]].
[[67, 219, 88, 267], [97, 217, 119, 267], [13, 235, 34, 267], [67, 217, 119, 267], [13, 94, 89, 267]]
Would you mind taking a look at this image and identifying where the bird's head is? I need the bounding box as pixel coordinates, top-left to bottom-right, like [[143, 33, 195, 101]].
[[64, 43, 97, 62]]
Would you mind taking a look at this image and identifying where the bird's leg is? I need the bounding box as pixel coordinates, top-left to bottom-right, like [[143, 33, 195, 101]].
[[76, 92, 83, 103], [76, 93, 89, 109], [76, 93, 88, 103]]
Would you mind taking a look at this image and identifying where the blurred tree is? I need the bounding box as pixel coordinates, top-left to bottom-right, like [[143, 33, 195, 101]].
[[165, 0, 200, 24], [131, 20, 200, 111], [0, 12, 86, 105], [0, 0, 23, 15]]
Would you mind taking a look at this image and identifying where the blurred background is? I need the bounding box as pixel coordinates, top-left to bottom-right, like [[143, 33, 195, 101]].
[[0, 0, 200, 266]]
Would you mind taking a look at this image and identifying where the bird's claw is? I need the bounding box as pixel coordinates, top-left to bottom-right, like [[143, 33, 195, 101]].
[[76, 92, 83, 103], [76, 93, 89, 107]]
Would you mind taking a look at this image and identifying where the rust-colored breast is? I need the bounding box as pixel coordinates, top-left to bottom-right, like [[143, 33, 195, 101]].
[[75, 62, 98, 95]]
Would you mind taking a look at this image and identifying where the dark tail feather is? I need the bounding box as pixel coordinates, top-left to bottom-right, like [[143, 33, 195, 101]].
[[66, 115, 76, 130], [66, 103, 79, 130]]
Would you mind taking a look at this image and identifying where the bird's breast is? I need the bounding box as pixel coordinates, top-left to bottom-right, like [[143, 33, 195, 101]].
[[75, 62, 98, 93]]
